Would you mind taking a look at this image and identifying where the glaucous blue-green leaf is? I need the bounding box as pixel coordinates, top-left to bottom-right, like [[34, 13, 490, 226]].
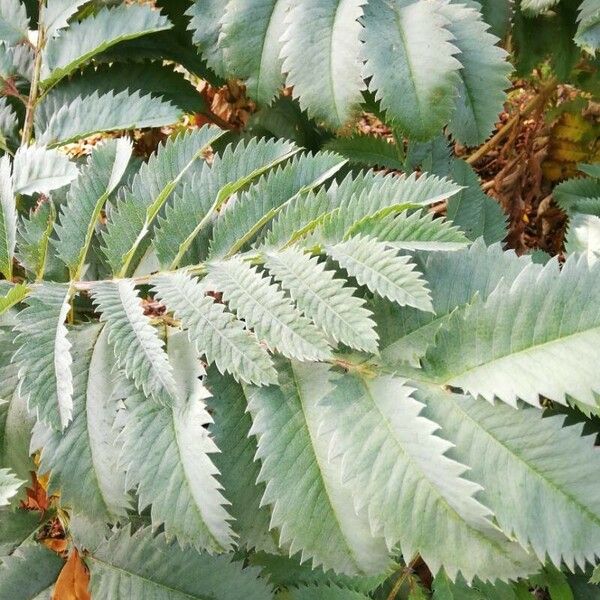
[[281, 0, 365, 128], [0, 468, 22, 506], [0, 156, 16, 279], [245, 360, 392, 575], [87, 526, 273, 600], [362, 0, 461, 139], [44, 0, 90, 37], [322, 372, 538, 582], [0, 0, 28, 44], [323, 135, 404, 170], [119, 330, 235, 552]]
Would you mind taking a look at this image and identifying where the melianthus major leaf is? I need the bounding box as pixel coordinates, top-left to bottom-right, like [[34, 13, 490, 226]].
[[90, 279, 179, 406], [264, 247, 379, 353], [362, 0, 461, 140], [0, 543, 63, 600], [12, 144, 79, 195], [87, 526, 273, 600], [441, 2, 511, 146], [118, 330, 235, 553], [280, 0, 365, 128], [35, 89, 182, 147], [44, 0, 90, 38], [575, 0, 600, 53], [420, 255, 600, 407], [102, 125, 224, 276], [15, 201, 56, 280], [219, 0, 288, 105], [152, 271, 277, 387], [321, 372, 538, 583], [419, 384, 600, 571], [207, 258, 332, 362], [326, 235, 433, 312], [54, 137, 132, 278], [41, 3, 172, 84], [14, 283, 73, 430], [154, 137, 299, 269], [0, 468, 22, 506], [521, 0, 561, 14], [31, 324, 130, 525], [207, 369, 277, 554], [245, 360, 392, 575], [0, 0, 28, 45]]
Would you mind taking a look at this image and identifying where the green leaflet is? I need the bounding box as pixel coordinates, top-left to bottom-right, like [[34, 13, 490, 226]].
[[220, 0, 289, 104], [152, 271, 277, 386], [420, 256, 600, 407], [419, 384, 600, 571], [207, 369, 278, 553], [41, 4, 172, 84], [280, 0, 365, 128], [15, 202, 56, 281], [323, 134, 404, 170], [0, 284, 28, 316], [90, 280, 179, 406], [13, 283, 73, 430], [321, 371, 538, 582], [119, 330, 235, 552], [0, 468, 22, 506], [0, 508, 40, 555], [0, 0, 29, 45], [12, 144, 79, 195], [35, 89, 182, 147], [102, 125, 224, 276], [0, 544, 63, 600], [442, 3, 511, 146], [207, 258, 332, 362], [54, 137, 132, 278], [575, 0, 600, 53], [185, 0, 226, 75], [376, 240, 533, 367], [208, 151, 346, 259], [521, 0, 561, 14], [0, 155, 16, 279], [44, 0, 90, 38], [264, 247, 379, 353], [284, 584, 371, 600], [326, 235, 433, 312], [155, 137, 298, 269], [362, 0, 461, 139], [346, 209, 469, 252], [88, 526, 274, 600], [245, 360, 392, 575], [32, 325, 130, 524]]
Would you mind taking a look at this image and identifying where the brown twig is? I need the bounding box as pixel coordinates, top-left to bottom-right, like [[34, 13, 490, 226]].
[[466, 77, 557, 166]]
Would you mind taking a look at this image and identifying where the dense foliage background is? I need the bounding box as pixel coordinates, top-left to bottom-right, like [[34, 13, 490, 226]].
[[0, 0, 600, 598]]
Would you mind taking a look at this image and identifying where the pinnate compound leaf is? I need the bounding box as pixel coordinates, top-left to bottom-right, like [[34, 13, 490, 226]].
[[12, 145, 78, 196], [0, 155, 16, 279], [0, 0, 28, 44], [90, 280, 178, 406], [362, 0, 461, 140], [87, 526, 274, 600], [41, 4, 171, 84], [264, 248, 379, 352], [419, 384, 600, 571], [32, 325, 130, 524], [152, 271, 277, 386], [54, 137, 132, 277], [281, 0, 365, 128], [207, 258, 332, 362], [0, 467, 22, 506], [0, 543, 63, 600], [246, 360, 391, 575], [327, 235, 433, 312], [119, 330, 235, 552], [421, 256, 600, 407], [14, 283, 73, 430], [321, 372, 538, 582], [35, 90, 182, 147], [102, 125, 224, 276]]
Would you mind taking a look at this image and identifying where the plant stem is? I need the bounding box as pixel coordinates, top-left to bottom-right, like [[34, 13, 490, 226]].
[[466, 77, 557, 166], [386, 556, 421, 600], [21, 0, 45, 146]]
